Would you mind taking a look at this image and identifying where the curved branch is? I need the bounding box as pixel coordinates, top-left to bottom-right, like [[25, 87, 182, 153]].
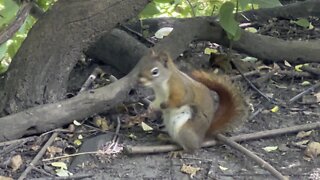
[[0, 76, 134, 141]]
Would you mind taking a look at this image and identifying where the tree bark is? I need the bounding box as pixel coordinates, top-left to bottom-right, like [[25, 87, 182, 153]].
[[0, 0, 149, 115]]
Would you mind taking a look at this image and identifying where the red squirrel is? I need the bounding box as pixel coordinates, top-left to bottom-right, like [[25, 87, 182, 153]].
[[137, 50, 248, 151]]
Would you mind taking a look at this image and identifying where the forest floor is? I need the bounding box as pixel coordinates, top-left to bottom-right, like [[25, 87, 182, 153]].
[[1, 14, 320, 180]]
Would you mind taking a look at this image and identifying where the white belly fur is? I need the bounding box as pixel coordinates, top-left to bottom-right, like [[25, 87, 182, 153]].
[[162, 105, 192, 141]]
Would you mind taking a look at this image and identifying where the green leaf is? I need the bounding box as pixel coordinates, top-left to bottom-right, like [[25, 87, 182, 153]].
[[0, 0, 19, 28], [36, 0, 54, 10], [139, 2, 161, 18], [0, 43, 7, 60], [7, 41, 17, 58], [239, 0, 251, 9], [219, 2, 240, 40], [252, 0, 282, 8], [154, 0, 172, 3], [293, 18, 310, 28]]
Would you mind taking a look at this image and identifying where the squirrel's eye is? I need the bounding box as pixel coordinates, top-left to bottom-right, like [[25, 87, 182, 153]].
[[151, 67, 160, 77]]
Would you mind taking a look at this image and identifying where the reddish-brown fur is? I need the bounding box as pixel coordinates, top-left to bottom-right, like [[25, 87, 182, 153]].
[[192, 71, 247, 136]]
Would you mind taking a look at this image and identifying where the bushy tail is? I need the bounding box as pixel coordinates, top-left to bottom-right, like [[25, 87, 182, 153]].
[[192, 71, 248, 135]]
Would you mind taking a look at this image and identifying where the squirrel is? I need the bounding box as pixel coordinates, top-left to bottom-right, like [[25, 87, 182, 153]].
[[137, 50, 248, 151]]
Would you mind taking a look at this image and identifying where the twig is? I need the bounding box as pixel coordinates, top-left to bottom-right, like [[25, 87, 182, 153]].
[[275, 70, 313, 78], [288, 81, 320, 104], [30, 166, 54, 177], [231, 60, 277, 104], [28, 173, 94, 180], [0, 136, 36, 147], [79, 67, 103, 93], [248, 108, 263, 120], [185, 0, 196, 17], [216, 134, 288, 180], [230, 121, 320, 142], [40, 128, 71, 137], [231, 70, 260, 80], [18, 132, 59, 180], [0, 140, 27, 156], [44, 117, 123, 162], [0, 2, 32, 45], [42, 151, 98, 162], [120, 24, 155, 45], [125, 121, 320, 154]]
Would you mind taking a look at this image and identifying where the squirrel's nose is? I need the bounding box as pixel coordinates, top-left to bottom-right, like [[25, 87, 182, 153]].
[[138, 77, 147, 84]]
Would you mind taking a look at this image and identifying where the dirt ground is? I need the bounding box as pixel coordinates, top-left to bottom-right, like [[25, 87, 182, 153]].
[[1, 11, 320, 180]]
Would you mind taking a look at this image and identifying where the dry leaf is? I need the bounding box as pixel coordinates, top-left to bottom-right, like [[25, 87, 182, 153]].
[[78, 134, 83, 140], [93, 116, 113, 131], [295, 64, 303, 72], [141, 122, 153, 131], [155, 27, 173, 39], [9, 155, 23, 172], [270, 106, 279, 113], [244, 27, 257, 33], [314, 92, 320, 102], [47, 146, 63, 154], [296, 131, 313, 139], [73, 120, 81, 126], [241, 56, 257, 62], [273, 63, 281, 70], [73, 139, 82, 146], [301, 81, 311, 86], [262, 146, 278, 152], [181, 164, 200, 178], [128, 133, 137, 140], [51, 162, 68, 169], [0, 176, 13, 180], [55, 168, 73, 177], [303, 111, 313, 115], [305, 142, 320, 159], [219, 166, 228, 171], [294, 140, 310, 146], [284, 60, 292, 67], [204, 48, 217, 55], [31, 144, 40, 151], [257, 65, 272, 70]]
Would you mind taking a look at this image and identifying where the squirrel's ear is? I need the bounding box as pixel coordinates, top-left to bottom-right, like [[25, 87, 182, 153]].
[[157, 51, 170, 68]]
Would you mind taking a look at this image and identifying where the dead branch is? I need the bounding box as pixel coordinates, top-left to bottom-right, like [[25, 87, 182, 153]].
[[288, 81, 320, 103], [18, 132, 58, 180], [147, 17, 320, 64], [28, 173, 94, 180], [216, 134, 288, 180], [0, 76, 135, 142], [124, 121, 320, 154]]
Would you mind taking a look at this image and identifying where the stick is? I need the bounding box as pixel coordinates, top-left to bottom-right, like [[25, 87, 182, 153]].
[[18, 132, 59, 180], [288, 82, 320, 104], [216, 134, 288, 180], [124, 121, 320, 154]]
